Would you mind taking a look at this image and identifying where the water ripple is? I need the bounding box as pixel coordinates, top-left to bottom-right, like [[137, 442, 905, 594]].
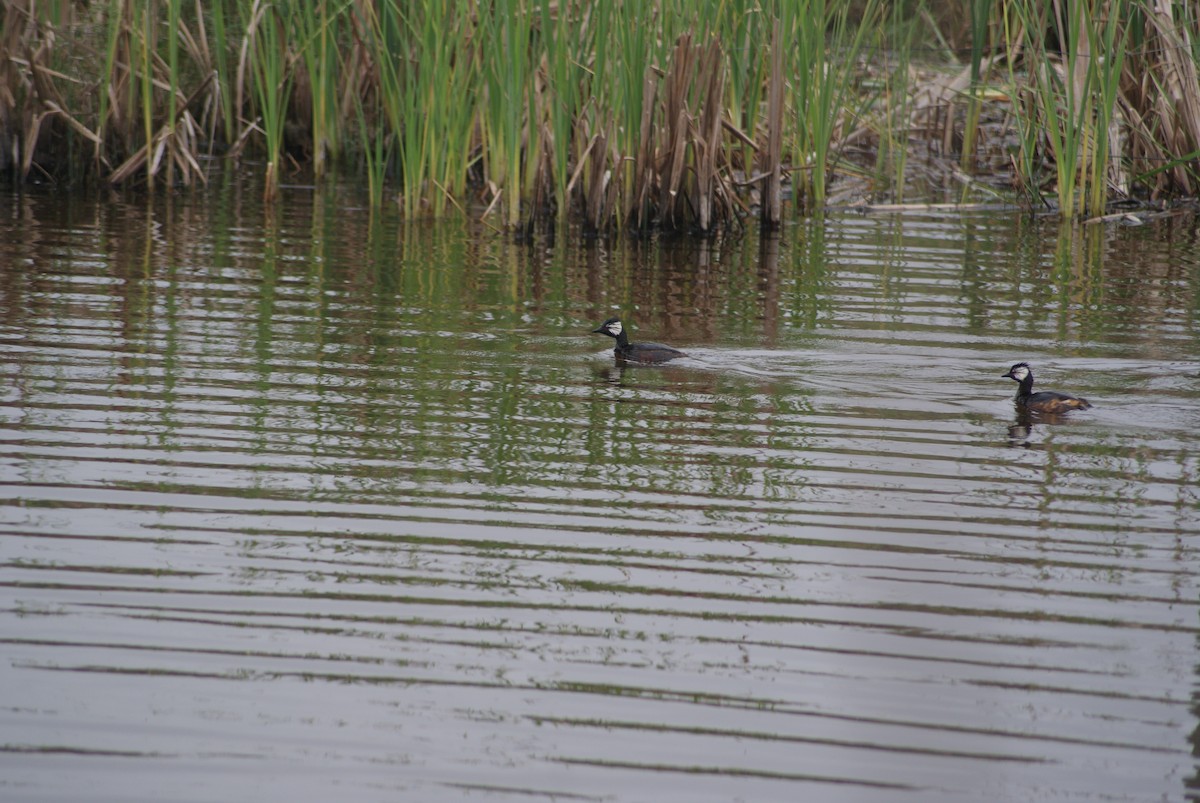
[[1, 201, 1198, 802]]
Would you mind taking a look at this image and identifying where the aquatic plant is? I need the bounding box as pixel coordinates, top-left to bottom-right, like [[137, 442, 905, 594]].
[[2, 0, 1200, 229], [1006, 0, 1129, 217], [786, 0, 881, 213], [294, 0, 344, 179], [244, 0, 292, 202], [959, 0, 993, 174], [1120, 1, 1200, 198]]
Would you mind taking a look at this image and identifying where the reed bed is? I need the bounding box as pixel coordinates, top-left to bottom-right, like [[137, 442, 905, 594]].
[[2, 0, 1199, 227]]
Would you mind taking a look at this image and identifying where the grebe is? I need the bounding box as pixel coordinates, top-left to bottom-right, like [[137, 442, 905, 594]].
[[591, 317, 685, 364], [1002, 362, 1092, 413]]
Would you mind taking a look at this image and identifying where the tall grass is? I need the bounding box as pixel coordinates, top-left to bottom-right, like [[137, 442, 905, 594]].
[[352, 88, 387, 209], [584, 2, 660, 232], [367, 0, 477, 218], [533, 1, 586, 224], [4, 0, 1200, 229], [295, 0, 344, 179], [959, 0, 992, 173], [208, 0, 236, 146], [873, 1, 918, 202], [723, 2, 771, 175], [1007, 0, 1129, 217], [136, 3, 155, 187], [98, 0, 206, 187], [480, 0, 532, 228], [1121, 2, 1200, 197], [245, 0, 291, 202], [96, 0, 131, 167], [786, 0, 882, 212]]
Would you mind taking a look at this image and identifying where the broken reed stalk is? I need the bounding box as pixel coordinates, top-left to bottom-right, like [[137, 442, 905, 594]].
[[631, 68, 658, 230], [136, 2, 155, 188], [761, 19, 784, 228], [647, 35, 734, 234], [584, 129, 609, 233], [695, 40, 726, 232], [658, 33, 696, 229]]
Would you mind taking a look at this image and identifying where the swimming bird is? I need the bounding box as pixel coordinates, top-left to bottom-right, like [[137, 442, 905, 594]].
[[591, 317, 685, 364], [1002, 362, 1092, 413]]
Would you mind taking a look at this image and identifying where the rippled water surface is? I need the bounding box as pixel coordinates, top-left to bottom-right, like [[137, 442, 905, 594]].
[[2, 186, 1199, 802]]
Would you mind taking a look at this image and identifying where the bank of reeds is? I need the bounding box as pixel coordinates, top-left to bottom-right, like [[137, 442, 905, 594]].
[[2, 0, 1199, 227]]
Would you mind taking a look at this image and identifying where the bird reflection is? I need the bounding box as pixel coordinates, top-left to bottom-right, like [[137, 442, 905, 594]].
[[1007, 416, 1034, 446], [591, 359, 695, 387], [1005, 406, 1077, 447], [593, 362, 629, 386]]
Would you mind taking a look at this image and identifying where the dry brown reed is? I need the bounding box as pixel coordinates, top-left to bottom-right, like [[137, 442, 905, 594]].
[[1120, 1, 1200, 197], [761, 19, 785, 228]]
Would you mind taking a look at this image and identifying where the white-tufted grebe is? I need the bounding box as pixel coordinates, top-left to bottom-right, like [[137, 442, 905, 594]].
[[591, 317, 685, 364]]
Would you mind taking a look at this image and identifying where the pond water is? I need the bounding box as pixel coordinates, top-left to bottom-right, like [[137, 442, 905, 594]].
[[1, 183, 1199, 802]]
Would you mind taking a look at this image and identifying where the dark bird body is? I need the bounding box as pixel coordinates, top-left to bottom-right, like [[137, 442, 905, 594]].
[[1002, 362, 1092, 413], [591, 317, 685, 364]]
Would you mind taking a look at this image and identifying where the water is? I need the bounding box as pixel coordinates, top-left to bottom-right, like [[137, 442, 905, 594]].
[[1, 185, 1198, 802]]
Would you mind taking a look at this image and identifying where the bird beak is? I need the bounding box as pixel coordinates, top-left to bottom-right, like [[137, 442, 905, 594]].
[[1002, 370, 1014, 379], [591, 325, 606, 334]]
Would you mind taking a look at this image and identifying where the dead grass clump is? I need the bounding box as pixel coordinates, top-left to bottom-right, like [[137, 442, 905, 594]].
[[1120, 1, 1200, 198]]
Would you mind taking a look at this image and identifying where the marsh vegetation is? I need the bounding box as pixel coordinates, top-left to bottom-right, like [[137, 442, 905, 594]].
[[2, 0, 1199, 230]]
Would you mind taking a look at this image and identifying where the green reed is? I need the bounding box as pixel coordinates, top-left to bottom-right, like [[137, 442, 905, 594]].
[[479, 0, 533, 227], [1086, 3, 1128, 217], [295, 0, 345, 179], [1007, 0, 1129, 217], [787, 0, 880, 212], [136, 3, 155, 187], [959, 0, 992, 173], [724, 2, 771, 180], [874, 1, 917, 203], [353, 89, 387, 209], [369, 0, 477, 219], [245, 0, 291, 201], [97, 0, 127, 158], [608, 3, 658, 229], [425, 2, 477, 216], [208, 0, 236, 145], [166, 0, 179, 141], [365, 0, 404, 205], [536, 0, 586, 223], [364, 124, 388, 211]]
